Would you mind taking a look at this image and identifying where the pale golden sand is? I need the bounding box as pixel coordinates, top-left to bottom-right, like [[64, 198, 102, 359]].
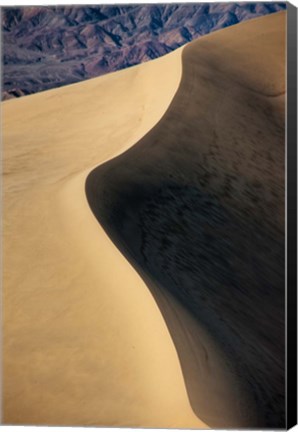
[[3, 44, 208, 428], [2, 11, 285, 428]]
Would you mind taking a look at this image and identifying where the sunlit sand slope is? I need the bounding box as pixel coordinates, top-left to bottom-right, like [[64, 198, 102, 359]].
[[3, 49, 212, 427], [86, 11, 286, 428]]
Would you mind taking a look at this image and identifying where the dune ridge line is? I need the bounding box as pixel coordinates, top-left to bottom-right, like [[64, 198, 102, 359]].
[[3, 32, 209, 428], [85, 11, 285, 428]]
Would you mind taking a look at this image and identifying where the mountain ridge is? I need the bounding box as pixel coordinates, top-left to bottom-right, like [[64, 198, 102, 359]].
[[2, 3, 286, 100]]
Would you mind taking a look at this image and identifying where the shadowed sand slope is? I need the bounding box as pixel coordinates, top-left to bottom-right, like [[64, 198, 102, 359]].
[[86, 11, 286, 429]]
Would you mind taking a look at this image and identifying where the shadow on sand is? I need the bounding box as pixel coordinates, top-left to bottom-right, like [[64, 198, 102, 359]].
[[85, 12, 285, 429]]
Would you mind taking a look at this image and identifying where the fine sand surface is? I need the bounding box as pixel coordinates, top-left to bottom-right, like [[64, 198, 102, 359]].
[[2, 11, 285, 428], [86, 10, 285, 429]]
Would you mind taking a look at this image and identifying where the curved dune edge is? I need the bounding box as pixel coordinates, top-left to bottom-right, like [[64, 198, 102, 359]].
[[85, 10, 285, 429], [3, 42, 210, 427], [2, 11, 285, 428]]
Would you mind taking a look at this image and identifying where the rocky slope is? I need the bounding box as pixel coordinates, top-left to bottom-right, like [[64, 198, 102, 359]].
[[2, 3, 286, 100]]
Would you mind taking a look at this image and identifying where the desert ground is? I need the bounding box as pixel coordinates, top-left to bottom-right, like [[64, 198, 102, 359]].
[[2, 11, 285, 428]]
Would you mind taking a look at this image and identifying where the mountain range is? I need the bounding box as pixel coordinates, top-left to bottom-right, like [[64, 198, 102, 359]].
[[2, 3, 286, 100]]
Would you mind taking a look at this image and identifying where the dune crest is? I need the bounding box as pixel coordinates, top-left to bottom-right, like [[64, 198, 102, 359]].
[[86, 11, 285, 428], [3, 47, 207, 427]]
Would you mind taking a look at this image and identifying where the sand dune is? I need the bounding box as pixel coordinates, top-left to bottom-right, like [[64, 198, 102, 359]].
[[86, 11, 285, 428], [2, 11, 285, 429]]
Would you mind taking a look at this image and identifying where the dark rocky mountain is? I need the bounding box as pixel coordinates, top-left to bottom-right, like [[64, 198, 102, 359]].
[[2, 3, 286, 100]]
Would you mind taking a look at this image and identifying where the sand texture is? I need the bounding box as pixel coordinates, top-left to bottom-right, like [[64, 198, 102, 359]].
[[2, 11, 285, 428]]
